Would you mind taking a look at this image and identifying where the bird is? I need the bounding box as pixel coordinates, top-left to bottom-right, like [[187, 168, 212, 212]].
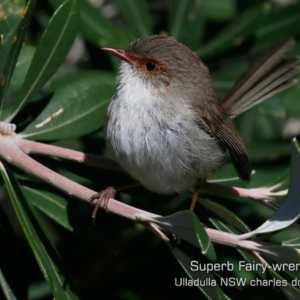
[[91, 35, 299, 214]]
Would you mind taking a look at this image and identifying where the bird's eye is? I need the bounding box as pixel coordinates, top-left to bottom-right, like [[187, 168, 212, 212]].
[[145, 61, 156, 71]]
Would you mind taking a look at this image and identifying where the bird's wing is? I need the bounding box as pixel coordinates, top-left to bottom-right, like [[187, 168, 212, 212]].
[[196, 102, 251, 181]]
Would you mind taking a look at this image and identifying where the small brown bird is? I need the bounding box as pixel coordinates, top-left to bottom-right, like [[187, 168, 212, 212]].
[[97, 36, 299, 211]]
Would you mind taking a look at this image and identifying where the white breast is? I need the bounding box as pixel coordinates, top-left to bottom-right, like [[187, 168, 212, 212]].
[[105, 62, 225, 194]]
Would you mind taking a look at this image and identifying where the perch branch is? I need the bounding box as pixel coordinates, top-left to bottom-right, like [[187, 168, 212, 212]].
[[0, 134, 285, 254]]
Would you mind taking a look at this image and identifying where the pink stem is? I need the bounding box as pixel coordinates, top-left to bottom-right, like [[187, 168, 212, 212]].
[[18, 140, 268, 202], [0, 136, 276, 252], [18, 139, 121, 171]]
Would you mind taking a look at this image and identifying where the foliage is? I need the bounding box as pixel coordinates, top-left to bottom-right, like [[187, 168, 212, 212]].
[[0, 0, 300, 299]]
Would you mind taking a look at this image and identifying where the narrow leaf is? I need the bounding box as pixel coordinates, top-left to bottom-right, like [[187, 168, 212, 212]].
[[0, 0, 35, 115], [155, 211, 216, 261], [173, 247, 228, 300], [239, 138, 300, 239], [74, 0, 130, 47], [180, 0, 207, 50], [283, 237, 300, 248], [268, 268, 300, 300], [202, 199, 250, 233], [114, 0, 152, 37], [0, 269, 17, 300], [169, 0, 194, 39], [22, 185, 73, 231], [7, 0, 80, 121], [1, 45, 35, 124], [254, 3, 300, 48], [20, 73, 115, 140], [197, 4, 269, 59], [0, 206, 26, 299], [260, 246, 300, 279], [0, 162, 79, 299], [21, 183, 117, 249], [7, 45, 35, 97], [204, 0, 237, 21]]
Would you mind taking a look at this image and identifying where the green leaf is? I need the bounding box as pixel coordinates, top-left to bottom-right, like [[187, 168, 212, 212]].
[[21, 73, 115, 140], [28, 281, 51, 300], [21, 184, 113, 248], [7, 45, 35, 96], [0, 0, 35, 116], [2, 45, 35, 123], [280, 80, 300, 119], [254, 3, 300, 48], [22, 185, 73, 231], [7, 0, 80, 121], [169, 0, 199, 43], [261, 246, 300, 279], [0, 206, 26, 300], [114, 0, 152, 37], [267, 268, 300, 300], [283, 237, 300, 248], [172, 247, 228, 300], [197, 4, 270, 59], [0, 162, 79, 300], [239, 138, 300, 239], [155, 211, 216, 261], [209, 218, 239, 235], [201, 199, 250, 233], [204, 0, 237, 21], [245, 141, 292, 162], [179, 0, 207, 50], [0, 269, 18, 300], [75, 0, 130, 47]]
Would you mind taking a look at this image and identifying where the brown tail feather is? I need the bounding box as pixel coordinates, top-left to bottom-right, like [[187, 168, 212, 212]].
[[221, 39, 299, 118]]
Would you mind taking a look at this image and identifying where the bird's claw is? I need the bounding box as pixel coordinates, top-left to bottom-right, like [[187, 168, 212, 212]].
[[88, 186, 116, 224]]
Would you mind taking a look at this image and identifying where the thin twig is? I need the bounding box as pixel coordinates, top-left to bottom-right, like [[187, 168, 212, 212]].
[[18, 139, 122, 171]]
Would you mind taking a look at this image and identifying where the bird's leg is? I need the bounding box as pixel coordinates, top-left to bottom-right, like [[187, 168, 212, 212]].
[[89, 186, 115, 218], [88, 182, 140, 223], [189, 180, 202, 211]]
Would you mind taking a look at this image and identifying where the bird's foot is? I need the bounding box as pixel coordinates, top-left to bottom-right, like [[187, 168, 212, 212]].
[[88, 186, 116, 224]]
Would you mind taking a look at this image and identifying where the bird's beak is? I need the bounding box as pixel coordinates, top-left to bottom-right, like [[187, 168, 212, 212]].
[[101, 47, 133, 65]]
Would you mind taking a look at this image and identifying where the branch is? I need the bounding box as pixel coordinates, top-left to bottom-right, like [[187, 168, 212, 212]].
[[18, 139, 121, 171], [17, 139, 286, 205], [0, 134, 280, 254]]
